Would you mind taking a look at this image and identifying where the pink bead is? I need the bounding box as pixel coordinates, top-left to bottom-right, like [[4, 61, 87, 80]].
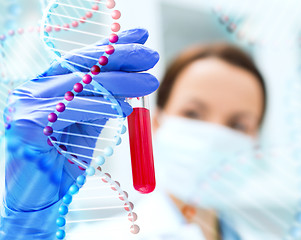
[[58, 145, 67, 155], [106, 0, 116, 9], [18, 28, 24, 34], [128, 212, 137, 222], [111, 10, 121, 20], [72, 21, 79, 28], [0, 35, 6, 41], [56, 102, 66, 112], [6, 116, 12, 122], [74, 83, 83, 93], [47, 136, 57, 146], [111, 23, 120, 32], [78, 160, 88, 170], [48, 113, 58, 122], [68, 155, 77, 164], [68, 159, 75, 164], [8, 107, 15, 113], [105, 45, 115, 55], [43, 126, 53, 136], [63, 23, 70, 30], [45, 26, 52, 33], [91, 65, 100, 75], [124, 202, 134, 211], [109, 33, 118, 43], [86, 12, 93, 18], [102, 173, 111, 183], [92, 5, 99, 10], [54, 25, 61, 31], [82, 74, 92, 84], [111, 181, 120, 191], [65, 91, 74, 101], [8, 30, 15, 36], [130, 225, 140, 234], [80, 16, 86, 23], [99, 56, 108, 66]]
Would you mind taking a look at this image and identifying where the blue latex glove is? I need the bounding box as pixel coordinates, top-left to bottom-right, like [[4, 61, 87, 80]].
[[0, 28, 159, 240]]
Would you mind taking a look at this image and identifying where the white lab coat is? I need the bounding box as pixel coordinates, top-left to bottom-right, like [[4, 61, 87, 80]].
[[69, 189, 206, 240]]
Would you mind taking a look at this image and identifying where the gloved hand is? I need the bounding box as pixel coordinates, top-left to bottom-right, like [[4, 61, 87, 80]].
[[1, 28, 159, 240]]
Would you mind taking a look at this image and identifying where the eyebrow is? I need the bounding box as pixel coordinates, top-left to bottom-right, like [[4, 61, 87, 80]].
[[230, 112, 259, 122], [185, 99, 208, 111]]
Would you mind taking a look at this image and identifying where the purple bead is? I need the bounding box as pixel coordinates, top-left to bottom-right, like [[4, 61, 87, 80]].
[[47, 136, 57, 146], [48, 113, 58, 123], [99, 56, 108, 66], [105, 45, 115, 55], [109, 33, 119, 43], [91, 65, 100, 75], [43, 126, 53, 136], [65, 91, 74, 101], [58, 145, 67, 155], [56, 102, 66, 112], [74, 83, 83, 93], [5, 123, 11, 130], [82, 74, 92, 84]]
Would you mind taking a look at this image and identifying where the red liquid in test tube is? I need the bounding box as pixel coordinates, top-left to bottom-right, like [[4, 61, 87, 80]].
[[127, 97, 156, 194]]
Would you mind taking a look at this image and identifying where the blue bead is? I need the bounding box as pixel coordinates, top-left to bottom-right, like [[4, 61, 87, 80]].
[[121, 125, 127, 134], [114, 136, 122, 145], [104, 147, 113, 157], [69, 185, 79, 195], [47, 42, 55, 48], [56, 217, 66, 227], [58, 206, 68, 215], [52, 3, 59, 8], [96, 156, 105, 166], [76, 175, 86, 185], [62, 194, 73, 205], [86, 167, 95, 176], [55, 51, 61, 57], [111, 105, 117, 110], [56, 229, 66, 239]]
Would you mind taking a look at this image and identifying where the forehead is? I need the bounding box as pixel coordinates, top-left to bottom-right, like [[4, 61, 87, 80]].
[[166, 57, 264, 116]]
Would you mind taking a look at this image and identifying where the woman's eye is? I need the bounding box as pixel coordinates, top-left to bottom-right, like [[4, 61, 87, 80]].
[[182, 110, 201, 119], [229, 122, 248, 133]]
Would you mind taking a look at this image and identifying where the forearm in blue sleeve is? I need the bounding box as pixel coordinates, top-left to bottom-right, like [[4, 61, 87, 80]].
[[0, 200, 61, 240]]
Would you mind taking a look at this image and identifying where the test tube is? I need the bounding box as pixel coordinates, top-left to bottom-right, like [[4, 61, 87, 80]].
[[127, 96, 156, 194]]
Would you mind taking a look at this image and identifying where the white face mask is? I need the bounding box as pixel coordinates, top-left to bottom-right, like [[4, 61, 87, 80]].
[[154, 116, 258, 209]]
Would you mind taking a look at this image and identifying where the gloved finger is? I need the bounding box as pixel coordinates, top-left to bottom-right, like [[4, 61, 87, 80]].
[[96, 28, 149, 46], [19, 71, 159, 98], [8, 95, 131, 132], [63, 44, 160, 73], [44, 28, 150, 76]]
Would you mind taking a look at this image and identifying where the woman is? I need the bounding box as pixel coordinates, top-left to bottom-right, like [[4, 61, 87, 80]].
[[88, 42, 267, 240], [149, 43, 266, 240]]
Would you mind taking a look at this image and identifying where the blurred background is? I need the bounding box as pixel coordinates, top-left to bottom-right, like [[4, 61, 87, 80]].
[[1, 0, 301, 239]]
